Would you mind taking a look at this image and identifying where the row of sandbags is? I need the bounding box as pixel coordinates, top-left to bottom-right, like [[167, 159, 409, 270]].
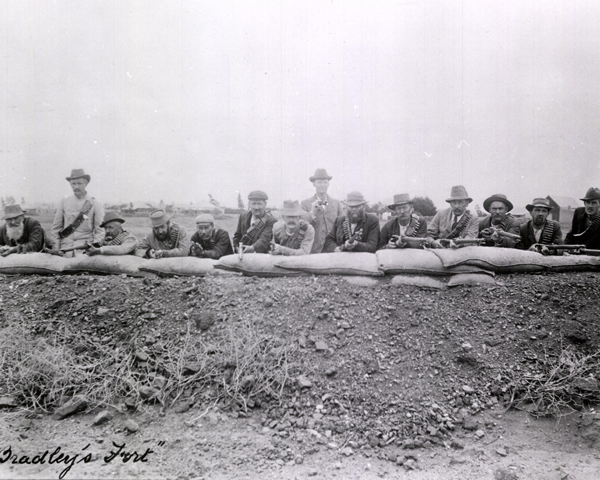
[[1, 248, 599, 278]]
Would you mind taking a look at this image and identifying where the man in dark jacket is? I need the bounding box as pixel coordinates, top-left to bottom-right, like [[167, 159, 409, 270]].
[[378, 194, 428, 249], [0, 205, 46, 256], [517, 198, 563, 251], [478, 193, 521, 247], [565, 187, 600, 249], [189, 214, 233, 259], [323, 191, 380, 253], [233, 191, 277, 254]]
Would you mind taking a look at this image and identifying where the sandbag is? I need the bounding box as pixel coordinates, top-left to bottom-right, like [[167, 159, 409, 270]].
[[541, 254, 600, 273], [343, 276, 382, 287], [432, 247, 546, 273], [448, 273, 496, 287], [390, 275, 447, 290], [215, 254, 303, 277], [64, 255, 150, 277], [139, 257, 220, 277], [0, 252, 66, 275], [376, 249, 494, 276], [275, 252, 383, 276]]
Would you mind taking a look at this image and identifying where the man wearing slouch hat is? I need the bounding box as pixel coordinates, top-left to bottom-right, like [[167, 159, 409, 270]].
[[565, 187, 600, 249], [86, 211, 138, 256], [135, 209, 189, 258], [0, 205, 46, 256], [378, 193, 428, 250], [478, 193, 520, 248], [516, 198, 562, 251], [427, 186, 480, 248], [271, 200, 315, 256], [189, 214, 233, 259], [233, 190, 277, 254]]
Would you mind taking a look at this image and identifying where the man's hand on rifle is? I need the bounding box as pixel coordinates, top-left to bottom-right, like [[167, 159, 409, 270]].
[[271, 243, 284, 255], [241, 245, 255, 254], [86, 244, 102, 256], [190, 242, 204, 257], [0, 246, 16, 257], [390, 235, 407, 249], [344, 239, 357, 251], [149, 249, 164, 259]]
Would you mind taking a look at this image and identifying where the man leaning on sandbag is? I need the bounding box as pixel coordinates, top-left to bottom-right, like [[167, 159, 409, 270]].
[[233, 190, 277, 254], [271, 200, 315, 256], [0, 204, 46, 256], [86, 211, 138, 256], [189, 214, 233, 259], [565, 187, 600, 249], [478, 194, 521, 248], [378, 194, 428, 250], [135, 209, 189, 259], [516, 198, 562, 251]]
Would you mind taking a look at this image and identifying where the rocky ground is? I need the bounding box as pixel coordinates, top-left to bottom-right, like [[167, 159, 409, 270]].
[[1, 271, 600, 479]]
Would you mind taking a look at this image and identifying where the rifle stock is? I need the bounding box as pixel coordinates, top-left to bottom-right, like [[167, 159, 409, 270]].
[[440, 238, 485, 248], [533, 244, 600, 256]]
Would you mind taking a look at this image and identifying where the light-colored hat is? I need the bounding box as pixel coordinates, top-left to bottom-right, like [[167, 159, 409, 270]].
[[483, 193, 513, 213], [2, 204, 26, 220], [195, 214, 215, 224], [66, 168, 91, 183], [280, 200, 303, 216], [248, 190, 268, 201], [100, 211, 125, 228], [526, 198, 553, 212], [343, 191, 368, 207], [580, 187, 600, 202], [387, 193, 413, 210], [446, 185, 473, 203], [150, 209, 171, 227], [309, 168, 332, 183]]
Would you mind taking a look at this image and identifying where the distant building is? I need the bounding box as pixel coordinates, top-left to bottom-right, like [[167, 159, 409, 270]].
[[122, 202, 156, 215], [546, 196, 582, 224], [172, 202, 223, 216]]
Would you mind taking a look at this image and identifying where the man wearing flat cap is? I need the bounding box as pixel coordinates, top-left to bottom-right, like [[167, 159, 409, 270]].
[[378, 194, 428, 249], [51, 169, 104, 255], [233, 191, 277, 254], [516, 198, 563, 251], [85, 211, 139, 256], [565, 187, 600, 249], [0, 205, 47, 256], [478, 193, 521, 248], [271, 200, 315, 255], [189, 214, 233, 259], [427, 186, 480, 248], [301, 169, 343, 253], [323, 191, 380, 253], [135, 209, 190, 258]]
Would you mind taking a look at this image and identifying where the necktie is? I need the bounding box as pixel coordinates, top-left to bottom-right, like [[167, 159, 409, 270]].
[[451, 216, 458, 231]]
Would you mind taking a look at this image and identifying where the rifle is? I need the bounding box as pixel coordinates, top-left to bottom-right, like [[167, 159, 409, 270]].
[[532, 244, 600, 256], [190, 241, 205, 257], [44, 242, 101, 256], [341, 228, 364, 251], [391, 235, 429, 248], [480, 226, 521, 242], [439, 238, 486, 248]]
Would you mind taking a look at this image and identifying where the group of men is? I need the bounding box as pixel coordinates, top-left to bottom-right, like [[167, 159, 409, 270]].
[[2, 167, 600, 259]]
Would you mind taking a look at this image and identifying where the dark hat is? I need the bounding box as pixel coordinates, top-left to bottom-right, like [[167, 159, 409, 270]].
[[2, 204, 26, 220], [580, 187, 600, 202], [248, 190, 268, 201], [150, 209, 172, 227], [526, 198, 553, 212], [309, 168, 333, 183], [100, 211, 125, 228], [343, 191, 368, 207], [445, 185, 473, 203], [280, 200, 303, 216], [66, 168, 91, 183], [387, 193, 413, 210], [483, 193, 513, 213]]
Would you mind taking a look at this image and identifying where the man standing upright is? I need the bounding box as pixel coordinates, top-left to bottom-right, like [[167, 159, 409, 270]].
[[517, 198, 563, 251], [51, 169, 104, 255], [301, 169, 343, 253], [565, 187, 600, 249], [478, 194, 521, 248], [427, 186, 480, 248], [233, 191, 277, 254], [0, 205, 46, 256]]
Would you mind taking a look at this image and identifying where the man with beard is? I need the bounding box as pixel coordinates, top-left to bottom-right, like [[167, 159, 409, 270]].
[[301, 169, 343, 253], [189, 214, 233, 259], [478, 193, 520, 247], [0, 205, 46, 256], [85, 211, 138, 256], [427, 186, 480, 248], [51, 169, 104, 256], [516, 198, 563, 251], [270, 200, 315, 255], [378, 194, 428, 249], [565, 187, 600, 249], [233, 191, 277, 254], [135, 209, 190, 258], [323, 191, 380, 253]]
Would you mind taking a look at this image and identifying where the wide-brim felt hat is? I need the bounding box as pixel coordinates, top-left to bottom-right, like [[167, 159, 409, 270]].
[[309, 168, 333, 183], [280, 200, 303, 216], [483, 193, 513, 213], [248, 190, 268, 201], [343, 191, 368, 207], [526, 198, 553, 212], [66, 168, 91, 183], [445, 185, 473, 203], [150, 209, 172, 227], [387, 193, 413, 210], [580, 187, 600, 202], [100, 211, 126, 228], [2, 204, 26, 220]]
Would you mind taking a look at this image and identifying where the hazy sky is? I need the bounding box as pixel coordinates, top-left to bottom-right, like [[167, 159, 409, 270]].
[[2, 0, 600, 211]]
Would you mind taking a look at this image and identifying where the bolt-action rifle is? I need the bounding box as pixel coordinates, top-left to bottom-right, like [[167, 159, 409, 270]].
[[439, 238, 486, 248], [391, 235, 429, 248], [532, 243, 600, 256]]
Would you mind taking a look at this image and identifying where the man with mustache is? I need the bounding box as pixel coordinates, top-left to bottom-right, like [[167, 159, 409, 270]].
[[378, 194, 428, 249], [233, 191, 277, 254], [565, 187, 600, 249], [0, 204, 46, 256], [323, 191, 380, 253], [516, 198, 563, 251], [189, 214, 233, 259], [85, 211, 138, 256], [270, 200, 315, 255], [51, 169, 104, 256], [478, 193, 520, 247], [427, 186, 480, 248], [135, 209, 190, 259]]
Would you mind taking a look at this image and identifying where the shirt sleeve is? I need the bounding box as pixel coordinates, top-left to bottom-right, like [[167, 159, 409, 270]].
[[22, 219, 46, 253], [50, 199, 65, 248], [100, 233, 138, 255], [426, 212, 441, 240], [203, 230, 233, 259], [135, 234, 153, 258], [276, 224, 315, 255], [464, 216, 480, 239], [233, 214, 244, 249], [377, 222, 391, 250], [252, 217, 276, 254], [496, 217, 521, 248], [92, 201, 105, 244], [552, 222, 564, 245], [323, 218, 340, 253], [162, 226, 190, 257]]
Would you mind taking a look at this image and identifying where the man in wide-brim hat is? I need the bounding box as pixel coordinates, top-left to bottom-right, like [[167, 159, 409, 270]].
[[516, 198, 563, 251], [565, 187, 600, 249], [189, 213, 233, 259], [271, 200, 315, 255], [86, 211, 139, 256], [51, 168, 105, 255], [427, 185, 480, 248], [323, 191, 380, 253], [233, 190, 277, 254], [0, 204, 46, 256], [135, 209, 190, 258], [378, 193, 428, 250], [301, 168, 343, 253], [478, 193, 521, 248]]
